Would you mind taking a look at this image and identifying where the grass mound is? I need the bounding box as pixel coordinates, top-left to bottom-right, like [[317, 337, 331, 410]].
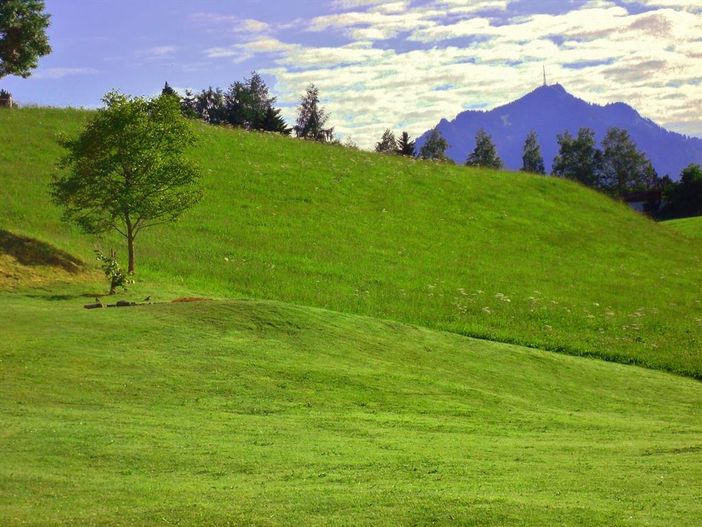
[[1, 108, 701, 377], [665, 216, 702, 239], [0, 229, 88, 287], [1, 288, 701, 526]]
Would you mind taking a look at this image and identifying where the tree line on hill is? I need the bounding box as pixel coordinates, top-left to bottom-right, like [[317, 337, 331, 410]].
[[162, 74, 336, 143], [409, 126, 700, 218]]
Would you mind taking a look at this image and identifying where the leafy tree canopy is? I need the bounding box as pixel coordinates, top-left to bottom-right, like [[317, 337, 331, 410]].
[[375, 129, 397, 154], [51, 91, 202, 273], [465, 129, 502, 169], [0, 0, 51, 79], [552, 128, 603, 187], [601, 127, 655, 196], [419, 128, 450, 161]]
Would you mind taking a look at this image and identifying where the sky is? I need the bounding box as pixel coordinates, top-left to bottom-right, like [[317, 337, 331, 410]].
[[4, 0, 702, 148]]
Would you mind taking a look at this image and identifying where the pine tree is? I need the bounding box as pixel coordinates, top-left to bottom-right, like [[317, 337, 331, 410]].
[[397, 131, 416, 157], [295, 84, 332, 142], [161, 81, 177, 98], [375, 129, 397, 154], [521, 131, 545, 174], [261, 105, 291, 135], [419, 128, 449, 161], [465, 129, 502, 168], [180, 89, 198, 118]]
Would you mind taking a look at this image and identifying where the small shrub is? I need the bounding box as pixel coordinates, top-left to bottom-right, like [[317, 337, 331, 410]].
[[95, 249, 132, 295]]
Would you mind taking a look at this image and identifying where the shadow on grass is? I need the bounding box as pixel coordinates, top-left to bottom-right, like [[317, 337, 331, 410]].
[[0, 229, 84, 274], [23, 292, 104, 302]]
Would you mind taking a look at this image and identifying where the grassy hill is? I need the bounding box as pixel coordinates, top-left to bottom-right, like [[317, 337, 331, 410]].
[[665, 216, 702, 240], [1, 108, 702, 525], [2, 108, 701, 377], [2, 283, 701, 526]]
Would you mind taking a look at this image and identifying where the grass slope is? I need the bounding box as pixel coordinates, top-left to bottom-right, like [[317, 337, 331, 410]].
[[1, 285, 701, 526], [1, 108, 702, 377], [665, 216, 702, 239]]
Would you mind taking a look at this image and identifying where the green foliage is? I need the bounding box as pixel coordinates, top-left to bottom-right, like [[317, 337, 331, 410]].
[[51, 93, 202, 273], [375, 128, 397, 154], [521, 130, 545, 174], [419, 128, 450, 161], [3, 108, 702, 377], [663, 164, 702, 218], [295, 83, 333, 142], [552, 128, 603, 187], [465, 128, 502, 169], [0, 0, 51, 79], [396, 131, 415, 157], [95, 248, 131, 294], [601, 127, 655, 196]]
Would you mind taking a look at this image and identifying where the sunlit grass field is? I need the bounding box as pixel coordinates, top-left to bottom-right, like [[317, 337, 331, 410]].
[[2, 108, 701, 377], [665, 216, 702, 240], [1, 283, 701, 526], [2, 107, 702, 525]]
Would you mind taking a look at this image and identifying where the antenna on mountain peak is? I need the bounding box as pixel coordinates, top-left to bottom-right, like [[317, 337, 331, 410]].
[[543, 65, 547, 87]]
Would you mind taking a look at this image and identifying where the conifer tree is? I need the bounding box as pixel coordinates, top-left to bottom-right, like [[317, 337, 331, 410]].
[[375, 129, 397, 154], [294, 84, 332, 142], [465, 129, 502, 169], [261, 105, 291, 135], [161, 81, 177, 98], [397, 131, 416, 157], [521, 131, 545, 174], [419, 128, 449, 161]]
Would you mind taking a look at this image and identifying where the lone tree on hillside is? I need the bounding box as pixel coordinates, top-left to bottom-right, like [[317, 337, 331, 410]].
[[375, 129, 397, 154], [396, 131, 416, 157], [419, 128, 449, 161], [601, 127, 654, 197], [294, 84, 333, 142], [521, 131, 545, 174], [552, 128, 603, 187], [0, 0, 51, 80], [51, 91, 202, 274], [465, 129, 502, 169]]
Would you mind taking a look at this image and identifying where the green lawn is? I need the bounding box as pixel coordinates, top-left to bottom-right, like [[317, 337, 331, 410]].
[[665, 216, 702, 239], [1, 283, 701, 526], [2, 108, 701, 377]]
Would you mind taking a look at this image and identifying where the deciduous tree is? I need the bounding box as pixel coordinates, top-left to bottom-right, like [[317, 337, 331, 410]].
[[601, 127, 653, 196], [375, 129, 397, 154], [51, 92, 202, 274], [419, 128, 449, 161], [0, 0, 51, 79], [552, 128, 603, 187]]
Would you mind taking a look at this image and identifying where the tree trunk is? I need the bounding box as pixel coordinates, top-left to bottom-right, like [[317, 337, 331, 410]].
[[127, 231, 136, 274]]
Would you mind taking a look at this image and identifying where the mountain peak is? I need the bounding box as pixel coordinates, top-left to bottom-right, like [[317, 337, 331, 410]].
[[418, 85, 702, 178]]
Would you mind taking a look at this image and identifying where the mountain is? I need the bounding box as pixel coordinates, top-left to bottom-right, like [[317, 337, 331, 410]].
[[416, 84, 702, 178]]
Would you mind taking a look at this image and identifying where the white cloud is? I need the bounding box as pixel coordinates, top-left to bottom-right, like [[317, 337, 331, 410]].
[[203, 1, 702, 146], [32, 67, 98, 80]]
